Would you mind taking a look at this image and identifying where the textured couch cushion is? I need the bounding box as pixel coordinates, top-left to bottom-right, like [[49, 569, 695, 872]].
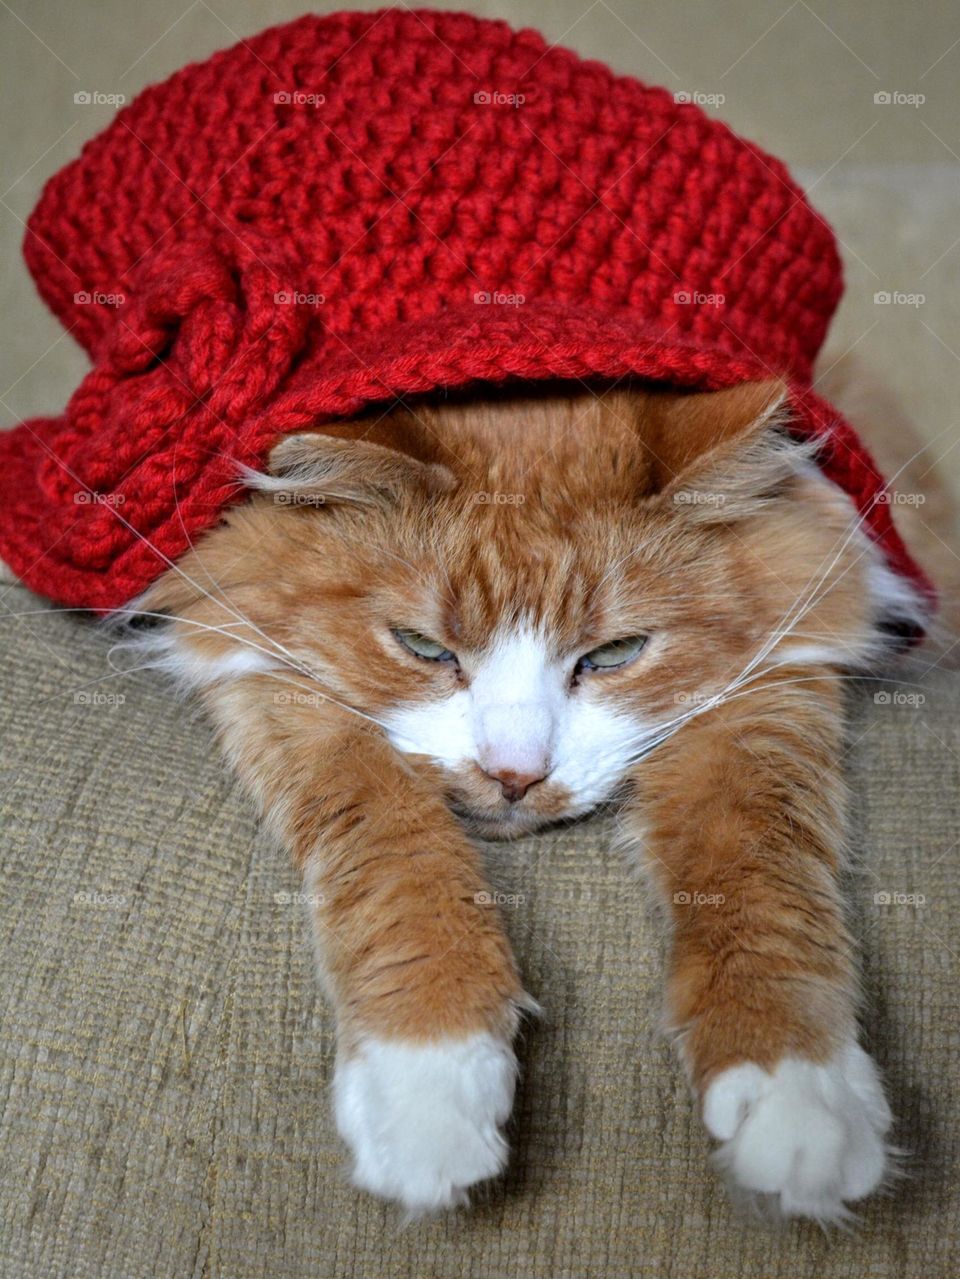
[[1, 579, 957, 1278]]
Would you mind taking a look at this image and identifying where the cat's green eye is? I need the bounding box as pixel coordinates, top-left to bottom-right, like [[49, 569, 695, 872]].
[[577, 635, 649, 672], [392, 628, 457, 663]]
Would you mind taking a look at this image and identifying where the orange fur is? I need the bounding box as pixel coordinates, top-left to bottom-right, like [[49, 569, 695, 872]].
[[202, 677, 528, 1048], [629, 667, 856, 1091], [141, 379, 903, 1124]]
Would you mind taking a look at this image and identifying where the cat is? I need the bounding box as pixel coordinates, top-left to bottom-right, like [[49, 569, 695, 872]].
[[128, 376, 927, 1221]]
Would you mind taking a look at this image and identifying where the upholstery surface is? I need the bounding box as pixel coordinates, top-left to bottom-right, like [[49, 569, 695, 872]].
[[0, 584, 957, 1278]]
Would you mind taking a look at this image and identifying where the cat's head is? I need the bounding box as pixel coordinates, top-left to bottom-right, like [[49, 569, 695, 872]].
[[149, 380, 907, 838]]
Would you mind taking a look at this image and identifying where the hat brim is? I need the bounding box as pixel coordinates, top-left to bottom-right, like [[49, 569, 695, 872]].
[[0, 299, 934, 615], [263, 300, 775, 429]]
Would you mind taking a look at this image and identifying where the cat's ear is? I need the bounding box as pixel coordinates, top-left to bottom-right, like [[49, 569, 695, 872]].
[[638, 378, 809, 518], [643, 378, 789, 491], [258, 431, 456, 506]]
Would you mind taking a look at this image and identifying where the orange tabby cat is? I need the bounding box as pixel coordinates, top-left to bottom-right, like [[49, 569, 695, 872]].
[[133, 378, 925, 1221]]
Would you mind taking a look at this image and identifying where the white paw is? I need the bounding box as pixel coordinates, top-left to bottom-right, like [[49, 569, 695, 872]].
[[333, 1032, 516, 1213], [702, 1042, 893, 1223]]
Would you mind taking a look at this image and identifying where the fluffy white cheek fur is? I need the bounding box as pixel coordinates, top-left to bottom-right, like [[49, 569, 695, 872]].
[[702, 1041, 893, 1222], [384, 687, 644, 815], [382, 685, 475, 768], [333, 1032, 516, 1213], [547, 698, 645, 813], [116, 625, 278, 688], [383, 628, 647, 815]]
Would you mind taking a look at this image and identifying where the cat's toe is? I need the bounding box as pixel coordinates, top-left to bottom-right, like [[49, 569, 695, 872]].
[[702, 1041, 893, 1223], [333, 1031, 516, 1213]]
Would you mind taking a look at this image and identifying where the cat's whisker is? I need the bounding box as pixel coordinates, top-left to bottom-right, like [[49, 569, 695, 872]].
[[728, 419, 947, 690], [0, 596, 347, 723], [622, 655, 935, 769], [726, 509, 877, 692], [135, 576, 353, 714], [50, 460, 367, 706], [703, 438, 932, 700], [715, 529, 880, 709], [112, 608, 395, 733]]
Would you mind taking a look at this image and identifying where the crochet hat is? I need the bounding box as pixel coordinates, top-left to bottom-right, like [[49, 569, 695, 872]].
[[0, 7, 933, 614]]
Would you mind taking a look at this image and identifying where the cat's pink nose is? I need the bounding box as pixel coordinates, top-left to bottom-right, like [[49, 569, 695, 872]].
[[484, 768, 546, 803]]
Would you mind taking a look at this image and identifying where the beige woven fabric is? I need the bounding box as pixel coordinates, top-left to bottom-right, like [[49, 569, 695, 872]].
[[0, 581, 957, 1278]]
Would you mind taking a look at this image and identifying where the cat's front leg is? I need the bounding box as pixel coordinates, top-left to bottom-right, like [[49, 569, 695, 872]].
[[202, 674, 533, 1213], [627, 667, 893, 1222]]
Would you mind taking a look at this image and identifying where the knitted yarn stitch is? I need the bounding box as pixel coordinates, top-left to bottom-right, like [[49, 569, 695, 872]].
[[0, 8, 933, 612]]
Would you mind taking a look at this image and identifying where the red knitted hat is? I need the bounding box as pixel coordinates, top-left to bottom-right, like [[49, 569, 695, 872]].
[[0, 7, 933, 614]]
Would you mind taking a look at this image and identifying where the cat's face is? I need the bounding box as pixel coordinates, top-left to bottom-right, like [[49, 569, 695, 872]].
[[362, 510, 688, 838], [382, 622, 649, 836], [340, 477, 755, 838], [153, 381, 880, 838], [318, 470, 850, 838]]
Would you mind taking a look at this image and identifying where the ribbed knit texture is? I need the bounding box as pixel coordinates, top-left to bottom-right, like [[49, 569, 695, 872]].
[[0, 8, 933, 611]]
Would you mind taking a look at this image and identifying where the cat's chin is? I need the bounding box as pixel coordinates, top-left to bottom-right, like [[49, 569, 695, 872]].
[[454, 804, 595, 841], [453, 806, 559, 841]]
